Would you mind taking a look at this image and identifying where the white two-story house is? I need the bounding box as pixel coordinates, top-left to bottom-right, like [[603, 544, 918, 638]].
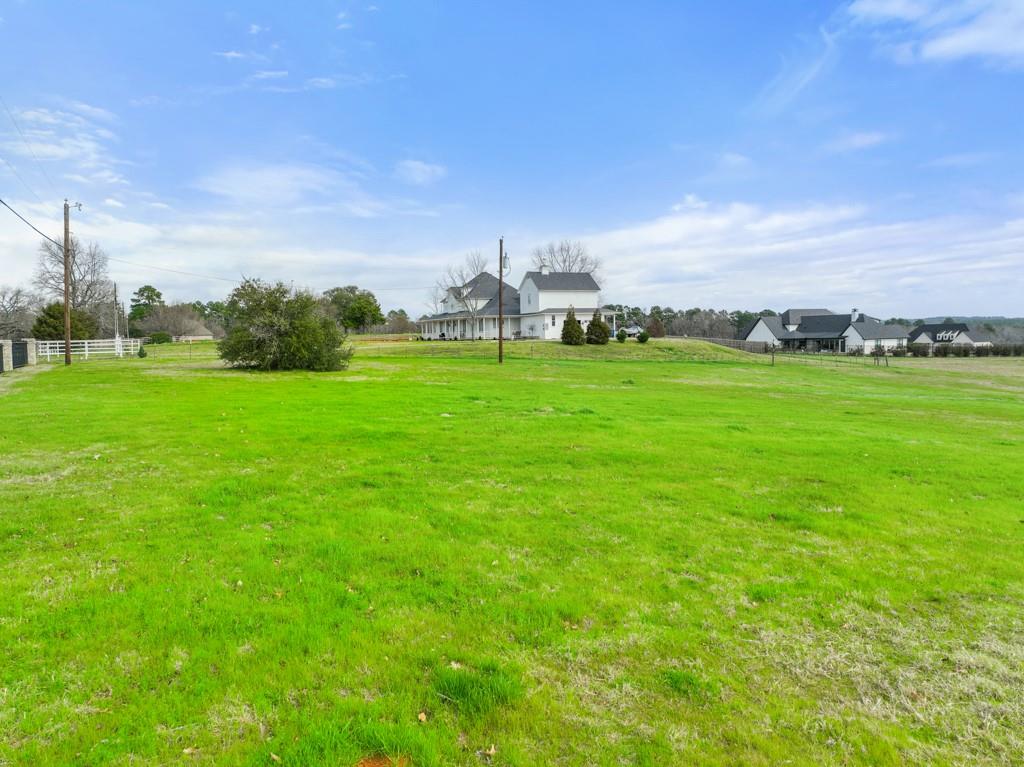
[[418, 266, 614, 340]]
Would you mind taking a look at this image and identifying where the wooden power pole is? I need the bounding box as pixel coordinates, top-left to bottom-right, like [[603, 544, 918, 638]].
[[498, 237, 505, 365], [63, 200, 72, 366]]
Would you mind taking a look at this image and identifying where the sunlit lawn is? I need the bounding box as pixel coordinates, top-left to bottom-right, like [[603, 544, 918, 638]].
[[1, 341, 1022, 765]]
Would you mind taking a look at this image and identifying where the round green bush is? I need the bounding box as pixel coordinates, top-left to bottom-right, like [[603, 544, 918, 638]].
[[637, 330, 650, 344], [616, 328, 627, 343]]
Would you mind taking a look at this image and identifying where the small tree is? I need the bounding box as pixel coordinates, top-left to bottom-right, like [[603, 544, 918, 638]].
[[219, 279, 352, 371], [637, 330, 650, 344], [561, 307, 585, 345], [616, 328, 627, 343], [31, 302, 98, 340], [645, 317, 666, 338], [586, 309, 610, 345]]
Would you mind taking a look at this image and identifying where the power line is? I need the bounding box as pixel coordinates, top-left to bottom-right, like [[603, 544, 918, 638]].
[[1, 194, 438, 295], [104, 254, 239, 284], [0, 150, 45, 206], [0, 195, 62, 246], [0, 95, 59, 199]]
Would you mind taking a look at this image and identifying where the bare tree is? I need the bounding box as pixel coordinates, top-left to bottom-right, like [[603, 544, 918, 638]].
[[435, 251, 490, 339], [530, 239, 600, 274], [136, 304, 211, 337], [0, 286, 41, 338], [33, 236, 115, 310]]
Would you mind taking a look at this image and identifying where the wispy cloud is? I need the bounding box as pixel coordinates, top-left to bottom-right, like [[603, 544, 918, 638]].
[[848, 0, 1024, 66], [394, 160, 447, 186], [251, 70, 289, 81], [0, 103, 129, 189], [752, 27, 838, 115], [248, 24, 267, 35], [583, 197, 1024, 314], [825, 130, 894, 152], [923, 151, 995, 168]]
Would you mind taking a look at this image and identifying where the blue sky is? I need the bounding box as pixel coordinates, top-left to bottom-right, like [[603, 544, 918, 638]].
[[1, 0, 1022, 317]]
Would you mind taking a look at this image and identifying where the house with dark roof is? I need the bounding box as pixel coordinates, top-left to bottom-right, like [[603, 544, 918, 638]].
[[907, 323, 995, 347], [740, 309, 908, 353], [418, 265, 614, 340]]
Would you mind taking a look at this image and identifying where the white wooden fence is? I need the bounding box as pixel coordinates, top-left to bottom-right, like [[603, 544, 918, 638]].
[[37, 338, 141, 361]]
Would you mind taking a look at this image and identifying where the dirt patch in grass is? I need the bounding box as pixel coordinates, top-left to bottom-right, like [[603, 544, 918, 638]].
[[355, 756, 411, 767]]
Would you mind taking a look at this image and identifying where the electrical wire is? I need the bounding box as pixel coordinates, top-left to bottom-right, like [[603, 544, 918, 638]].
[[0, 96, 60, 199], [2, 194, 437, 294], [0, 151, 45, 206], [0, 195, 61, 246]]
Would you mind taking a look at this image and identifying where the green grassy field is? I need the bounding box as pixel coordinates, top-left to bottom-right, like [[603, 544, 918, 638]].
[[1, 340, 1022, 766]]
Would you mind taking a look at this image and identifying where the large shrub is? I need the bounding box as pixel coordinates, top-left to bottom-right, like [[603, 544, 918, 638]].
[[637, 330, 650, 344], [561, 308, 585, 346], [218, 279, 352, 371], [933, 343, 950, 357], [149, 331, 172, 344], [616, 328, 627, 343], [908, 343, 930, 357], [585, 309, 610, 345]]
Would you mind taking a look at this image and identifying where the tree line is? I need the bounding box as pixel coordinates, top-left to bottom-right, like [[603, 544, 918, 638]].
[[0, 237, 420, 342]]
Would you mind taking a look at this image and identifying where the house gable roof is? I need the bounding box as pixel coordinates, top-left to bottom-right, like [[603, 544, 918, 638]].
[[849, 321, 908, 340], [781, 308, 833, 326], [908, 323, 969, 342], [521, 271, 600, 291], [738, 315, 785, 340]]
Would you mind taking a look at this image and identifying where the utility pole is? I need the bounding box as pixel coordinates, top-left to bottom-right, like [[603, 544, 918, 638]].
[[63, 200, 72, 366], [498, 237, 506, 364]]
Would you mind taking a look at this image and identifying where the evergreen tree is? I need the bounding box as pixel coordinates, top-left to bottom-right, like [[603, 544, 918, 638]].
[[561, 307, 585, 345], [586, 309, 610, 344], [31, 302, 98, 340]]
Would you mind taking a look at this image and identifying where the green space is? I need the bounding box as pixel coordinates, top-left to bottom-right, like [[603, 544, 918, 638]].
[[2, 340, 1022, 765]]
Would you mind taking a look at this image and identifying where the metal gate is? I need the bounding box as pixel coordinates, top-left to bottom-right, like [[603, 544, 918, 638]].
[[11, 341, 28, 368]]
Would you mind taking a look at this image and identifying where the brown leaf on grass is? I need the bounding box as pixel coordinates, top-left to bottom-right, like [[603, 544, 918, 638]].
[[270, 754, 281, 763], [417, 710, 427, 722]]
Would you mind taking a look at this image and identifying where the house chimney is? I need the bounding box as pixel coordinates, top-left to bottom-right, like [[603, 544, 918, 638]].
[[851, 308, 859, 324], [540, 263, 550, 275]]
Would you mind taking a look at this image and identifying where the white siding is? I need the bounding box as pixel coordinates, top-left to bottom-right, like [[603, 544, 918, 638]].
[[745, 319, 780, 345], [519, 278, 540, 313], [536, 289, 600, 311]]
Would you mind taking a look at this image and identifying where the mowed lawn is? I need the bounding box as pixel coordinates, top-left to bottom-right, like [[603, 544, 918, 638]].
[[1, 341, 1023, 766]]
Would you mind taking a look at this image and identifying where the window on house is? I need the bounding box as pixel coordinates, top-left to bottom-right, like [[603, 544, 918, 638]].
[[551, 314, 556, 326]]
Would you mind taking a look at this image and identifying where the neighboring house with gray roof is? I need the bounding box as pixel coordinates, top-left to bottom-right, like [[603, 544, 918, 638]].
[[418, 265, 614, 340], [740, 309, 908, 353], [907, 323, 995, 347]]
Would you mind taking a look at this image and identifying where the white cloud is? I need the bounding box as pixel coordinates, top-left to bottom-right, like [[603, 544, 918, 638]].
[[251, 70, 289, 80], [304, 77, 336, 89], [103, 198, 125, 208], [825, 130, 893, 152], [394, 159, 447, 186], [672, 194, 708, 212], [214, 50, 246, 60], [196, 164, 341, 206], [752, 27, 838, 115], [248, 24, 267, 35], [0, 105, 129, 189], [719, 152, 751, 169], [849, 0, 1024, 65], [582, 197, 1024, 315], [924, 151, 994, 168]]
